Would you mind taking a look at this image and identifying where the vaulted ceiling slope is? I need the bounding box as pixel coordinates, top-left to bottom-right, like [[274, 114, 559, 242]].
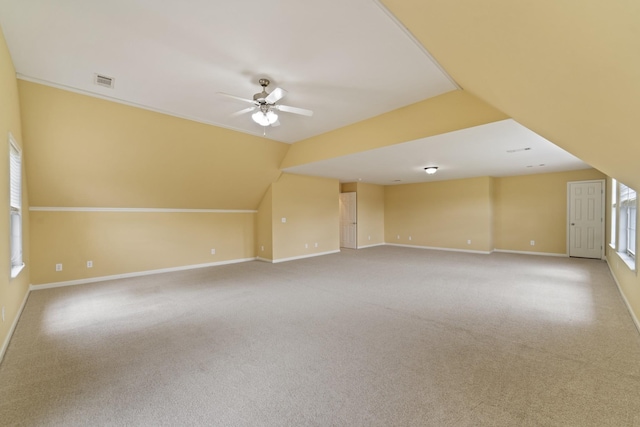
[[281, 90, 508, 169], [381, 0, 640, 189]]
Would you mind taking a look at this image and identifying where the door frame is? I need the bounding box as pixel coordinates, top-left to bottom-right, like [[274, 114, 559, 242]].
[[566, 179, 605, 259]]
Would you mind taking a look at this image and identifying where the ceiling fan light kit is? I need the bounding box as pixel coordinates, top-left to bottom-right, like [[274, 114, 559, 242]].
[[252, 109, 278, 126], [218, 78, 313, 128]]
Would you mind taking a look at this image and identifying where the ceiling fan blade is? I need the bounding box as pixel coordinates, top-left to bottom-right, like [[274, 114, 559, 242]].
[[230, 106, 256, 117], [217, 92, 256, 104], [265, 87, 287, 104], [276, 104, 314, 117]]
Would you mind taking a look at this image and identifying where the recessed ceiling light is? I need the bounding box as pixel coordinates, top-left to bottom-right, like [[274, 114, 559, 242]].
[[506, 147, 531, 153], [393, 179, 402, 182], [424, 166, 438, 175]]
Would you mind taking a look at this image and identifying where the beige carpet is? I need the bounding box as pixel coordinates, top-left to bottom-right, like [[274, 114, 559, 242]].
[[1, 246, 640, 426]]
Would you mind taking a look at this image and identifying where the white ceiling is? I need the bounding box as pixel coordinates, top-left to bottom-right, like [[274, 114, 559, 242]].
[[0, 0, 592, 183], [283, 119, 590, 185], [0, 0, 457, 143]]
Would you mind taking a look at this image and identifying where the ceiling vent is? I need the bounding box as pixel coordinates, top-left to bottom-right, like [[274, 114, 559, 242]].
[[506, 147, 531, 153], [94, 73, 115, 89]]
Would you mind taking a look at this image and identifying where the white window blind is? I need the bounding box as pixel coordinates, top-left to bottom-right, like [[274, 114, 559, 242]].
[[9, 134, 24, 277], [619, 182, 637, 257]]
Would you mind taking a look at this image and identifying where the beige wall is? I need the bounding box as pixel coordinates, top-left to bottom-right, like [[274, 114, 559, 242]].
[[354, 183, 385, 248], [255, 186, 274, 261], [341, 183, 357, 193], [0, 28, 30, 354], [19, 80, 289, 210], [271, 173, 340, 261], [281, 91, 508, 169], [29, 211, 255, 285], [607, 250, 640, 326], [18, 79, 290, 285], [385, 177, 493, 252], [384, 169, 606, 256], [493, 169, 606, 254]]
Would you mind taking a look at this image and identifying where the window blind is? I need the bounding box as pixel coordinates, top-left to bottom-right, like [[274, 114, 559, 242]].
[[619, 183, 636, 207], [9, 140, 21, 210]]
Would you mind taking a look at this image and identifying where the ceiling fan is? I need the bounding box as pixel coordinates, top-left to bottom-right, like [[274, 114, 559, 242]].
[[218, 79, 313, 127]]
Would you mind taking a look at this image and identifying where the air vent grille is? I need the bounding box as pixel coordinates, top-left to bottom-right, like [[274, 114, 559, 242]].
[[94, 74, 115, 89], [506, 147, 531, 153]]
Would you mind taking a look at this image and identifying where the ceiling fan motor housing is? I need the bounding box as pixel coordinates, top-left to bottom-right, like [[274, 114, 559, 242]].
[[254, 78, 271, 103], [253, 91, 268, 103]]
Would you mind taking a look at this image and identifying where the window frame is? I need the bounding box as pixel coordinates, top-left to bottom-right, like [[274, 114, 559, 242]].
[[612, 179, 638, 272], [610, 178, 617, 248], [620, 183, 636, 258]]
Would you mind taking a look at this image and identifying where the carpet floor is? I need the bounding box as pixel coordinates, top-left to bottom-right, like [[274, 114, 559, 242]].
[[1, 246, 640, 426]]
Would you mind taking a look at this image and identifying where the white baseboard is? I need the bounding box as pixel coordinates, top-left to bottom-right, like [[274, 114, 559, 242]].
[[606, 259, 640, 336], [256, 257, 272, 263], [0, 287, 30, 364], [386, 243, 492, 255], [272, 250, 341, 264], [357, 243, 386, 249], [493, 249, 568, 257], [30, 257, 257, 290]]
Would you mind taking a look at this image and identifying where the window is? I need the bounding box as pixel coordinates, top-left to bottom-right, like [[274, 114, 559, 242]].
[[612, 179, 637, 270], [9, 133, 24, 278]]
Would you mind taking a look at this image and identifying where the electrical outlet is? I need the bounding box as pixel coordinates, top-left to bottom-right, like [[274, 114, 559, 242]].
[[530, 240, 535, 246], [409, 236, 412, 241], [368, 235, 371, 240], [281, 217, 286, 223], [305, 243, 308, 249], [467, 240, 471, 245], [261, 245, 264, 252], [314, 242, 318, 248], [211, 248, 216, 255], [87, 260, 93, 268], [55, 263, 62, 272], [397, 235, 400, 240]]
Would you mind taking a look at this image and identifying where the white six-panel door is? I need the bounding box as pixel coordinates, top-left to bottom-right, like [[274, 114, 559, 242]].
[[568, 180, 604, 259]]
